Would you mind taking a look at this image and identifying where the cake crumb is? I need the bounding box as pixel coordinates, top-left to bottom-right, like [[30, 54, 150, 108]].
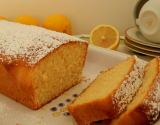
[[100, 71, 105, 73], [38, 121, 41, 124], [81, 76, 91, 83], [41, 108, 47, 111]]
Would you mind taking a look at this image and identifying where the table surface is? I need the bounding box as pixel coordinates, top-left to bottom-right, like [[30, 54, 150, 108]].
[[76, 35, 153, 62]]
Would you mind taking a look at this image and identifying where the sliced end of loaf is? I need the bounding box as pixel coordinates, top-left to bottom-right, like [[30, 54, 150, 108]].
[[32, 42, 88, 109]]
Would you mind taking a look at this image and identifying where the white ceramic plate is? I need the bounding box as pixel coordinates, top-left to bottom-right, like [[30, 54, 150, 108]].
[[125, 27, 160, 48], [125, 37, 160, 53], [0, 45, 157, 125], [124, 39, 160, 57]]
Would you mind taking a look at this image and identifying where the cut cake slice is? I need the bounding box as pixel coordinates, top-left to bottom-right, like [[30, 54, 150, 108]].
[[110, 57, 160, 125], [67, 55, 145, 125]]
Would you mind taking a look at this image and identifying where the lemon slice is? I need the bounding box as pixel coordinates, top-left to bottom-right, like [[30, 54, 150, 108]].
[[90, 24, 120, 50]]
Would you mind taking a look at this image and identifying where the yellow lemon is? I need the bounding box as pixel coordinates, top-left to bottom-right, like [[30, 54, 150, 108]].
[[90, 24, 120, 50], [42, 14, 72, 35], [0, 16, 9, 21], [14, 15, 39, 26]]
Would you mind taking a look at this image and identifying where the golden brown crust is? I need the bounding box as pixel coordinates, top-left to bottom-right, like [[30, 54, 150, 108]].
[[111, 109, 150, 125], [0, 41, 88, 110], [91, 109, 150, 125], [68, 93, 117, 125], [0, 62, 36, 109]]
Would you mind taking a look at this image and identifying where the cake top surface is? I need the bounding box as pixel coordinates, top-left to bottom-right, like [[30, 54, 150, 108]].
[[0, 20, 86, 66]]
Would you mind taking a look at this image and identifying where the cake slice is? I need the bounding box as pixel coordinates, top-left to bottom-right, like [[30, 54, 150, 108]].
[[67, 55, 145, 125], [0, 20, 88, 109], [110, 57, 160, 125]]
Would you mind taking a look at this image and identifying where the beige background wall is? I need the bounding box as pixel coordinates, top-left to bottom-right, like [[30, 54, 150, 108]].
[[0, 0, 138, 35]]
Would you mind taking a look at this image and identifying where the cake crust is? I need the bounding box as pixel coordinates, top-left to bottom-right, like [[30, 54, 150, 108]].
[[0, 20, 88, 109], [112, 109, 149, 125]]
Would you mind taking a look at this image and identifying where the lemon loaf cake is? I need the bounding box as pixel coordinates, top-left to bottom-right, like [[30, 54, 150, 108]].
[[0, 20, 88, 109], [110, 57, 160, 125], [67, 55, 145, 125]]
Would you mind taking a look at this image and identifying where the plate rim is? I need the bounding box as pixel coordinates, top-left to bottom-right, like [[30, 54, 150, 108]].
[[125, 27, 160, 48], [124, 39, 160, 57], [125, 37, 160, 53]]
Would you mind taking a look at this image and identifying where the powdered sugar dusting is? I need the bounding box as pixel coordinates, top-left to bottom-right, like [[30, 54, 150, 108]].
[[112, 56, 145, 114], [142, 58, 160, 123], [0, 20, 86, 66], [0, 100, 50, 125]]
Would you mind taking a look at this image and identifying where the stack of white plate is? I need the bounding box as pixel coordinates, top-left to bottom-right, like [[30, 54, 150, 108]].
[[124, 27, 160, 57]]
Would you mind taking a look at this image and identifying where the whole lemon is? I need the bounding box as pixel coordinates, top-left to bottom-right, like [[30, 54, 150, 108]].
[[14, 15, 39, 26], [0, 16, 9, 21], [42, 14, 73, 35]]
